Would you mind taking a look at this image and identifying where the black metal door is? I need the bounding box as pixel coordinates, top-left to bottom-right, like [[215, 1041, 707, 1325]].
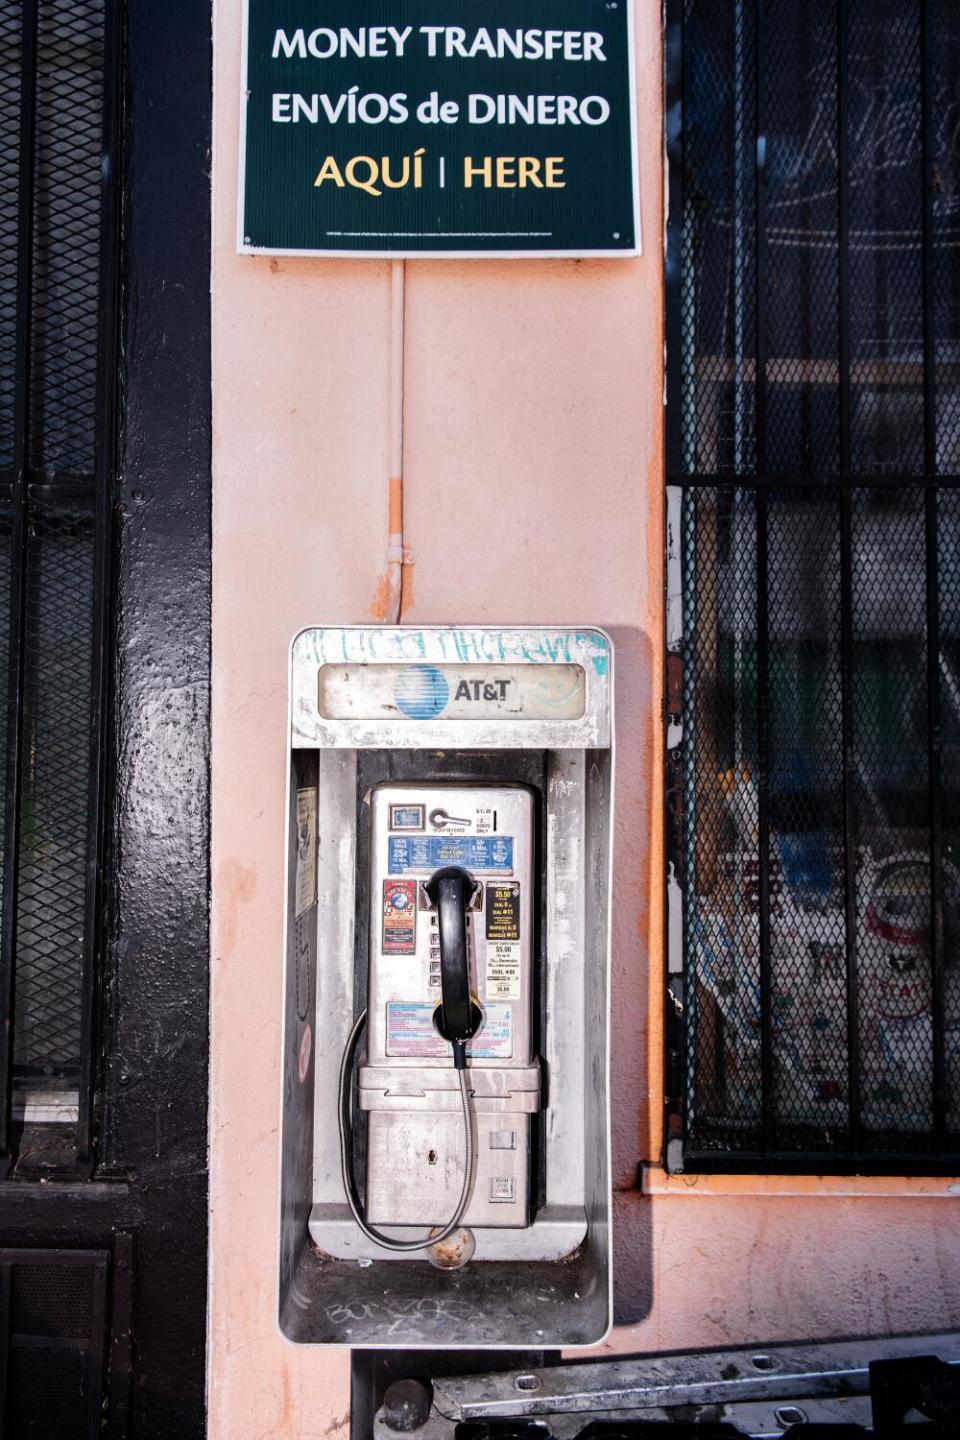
[[0, 2, 210, 1434]]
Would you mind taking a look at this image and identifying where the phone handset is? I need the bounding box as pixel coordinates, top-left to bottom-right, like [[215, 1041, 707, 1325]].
[[338, 864, 479, 1251], [424, 866, 481, 1069]]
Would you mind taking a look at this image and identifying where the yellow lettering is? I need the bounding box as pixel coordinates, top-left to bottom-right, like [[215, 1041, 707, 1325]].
[[380, 155, 410, 189], [313, 155, 344, 188], [517, 156, 543, 188], [545, 156, 565, 188], [463, 155, 493, 188], [345, 155, 381, 196], [496, 155, 517, 188]]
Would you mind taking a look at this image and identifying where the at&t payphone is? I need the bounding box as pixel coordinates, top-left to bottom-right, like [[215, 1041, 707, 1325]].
[[280, 627, 613, 1347], [344, 783, 539, 1249]]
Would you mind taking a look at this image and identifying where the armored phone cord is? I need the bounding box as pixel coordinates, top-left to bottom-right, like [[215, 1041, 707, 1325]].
[[338, 1008, 476, 1253]]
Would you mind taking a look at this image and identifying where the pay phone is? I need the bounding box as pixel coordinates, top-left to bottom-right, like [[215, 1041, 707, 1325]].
[[280, 625, 613, 1348], [341, 784, 539, 1250]]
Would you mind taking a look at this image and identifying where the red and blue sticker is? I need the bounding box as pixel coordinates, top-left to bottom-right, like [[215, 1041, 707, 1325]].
[[382, 878, 417, 955]]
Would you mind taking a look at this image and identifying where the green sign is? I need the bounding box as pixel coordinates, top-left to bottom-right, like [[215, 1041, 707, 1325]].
[[239, 1, 639, 257]]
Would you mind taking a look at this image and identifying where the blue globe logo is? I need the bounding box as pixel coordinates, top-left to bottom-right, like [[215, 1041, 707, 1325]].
[[394, 665, 450, 719]]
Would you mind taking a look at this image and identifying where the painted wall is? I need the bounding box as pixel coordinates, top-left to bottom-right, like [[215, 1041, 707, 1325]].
[[208, 1, 960, 1434]]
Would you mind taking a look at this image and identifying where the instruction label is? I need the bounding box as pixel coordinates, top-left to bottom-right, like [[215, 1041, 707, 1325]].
[[486, 941, 521, 999], [382, 879, 417, 955], [388, 834, 513, 875], [386, 1001, 513, 1059], [389, 804, 424, 831], [484, 882, 522, 998], [485, 882, 521, 941], [294, 787, 317, 916]]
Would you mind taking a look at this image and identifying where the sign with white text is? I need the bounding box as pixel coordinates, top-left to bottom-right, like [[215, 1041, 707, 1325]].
[[239, 1, 639, 257]]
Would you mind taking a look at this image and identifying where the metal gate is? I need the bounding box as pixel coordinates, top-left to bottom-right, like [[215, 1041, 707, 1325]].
[[665, 0, 960, 1171]]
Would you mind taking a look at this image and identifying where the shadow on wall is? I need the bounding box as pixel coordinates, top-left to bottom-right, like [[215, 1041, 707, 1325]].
[[612, 1192, 653, 1328], [605, 622, 658, 1329]]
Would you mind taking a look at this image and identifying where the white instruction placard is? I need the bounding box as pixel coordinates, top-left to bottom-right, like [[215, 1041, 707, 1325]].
[[486, 941, 522, 999]]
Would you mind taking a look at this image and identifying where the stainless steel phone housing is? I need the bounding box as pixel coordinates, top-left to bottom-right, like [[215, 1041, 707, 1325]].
[[279, 625, 614, 1348], [361, 783, 539, 1230]]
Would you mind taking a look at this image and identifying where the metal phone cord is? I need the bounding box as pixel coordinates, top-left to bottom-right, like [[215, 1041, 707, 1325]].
[[338, 1008, 476, 1253]]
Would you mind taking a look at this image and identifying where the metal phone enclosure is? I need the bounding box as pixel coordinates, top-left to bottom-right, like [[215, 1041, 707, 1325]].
[[362, 784, 538, 1229], [279, 625, 614, 1349]]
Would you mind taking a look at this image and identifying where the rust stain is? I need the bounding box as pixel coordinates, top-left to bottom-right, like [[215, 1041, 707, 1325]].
[[269, 257, 280, 274], [370, 560, 414, 621], [400, 554, 415, 613], [369, 572, 391, 620], [216, 857, 257, 958], [274, 1363, 292, 1434]]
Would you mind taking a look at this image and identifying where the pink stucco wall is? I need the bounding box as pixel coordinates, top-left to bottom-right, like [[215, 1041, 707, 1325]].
[[209, 1, 960, 1434]]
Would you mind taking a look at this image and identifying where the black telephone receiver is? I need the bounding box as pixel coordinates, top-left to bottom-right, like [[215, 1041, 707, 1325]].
[[423, 865, 479, 1068]]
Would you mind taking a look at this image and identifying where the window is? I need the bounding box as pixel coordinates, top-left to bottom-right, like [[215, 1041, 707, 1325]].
[[665, 0, 960, 1171], [0, 0, 118, 1172]]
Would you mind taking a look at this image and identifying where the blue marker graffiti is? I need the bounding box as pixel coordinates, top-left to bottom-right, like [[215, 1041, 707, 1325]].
[[576, 630, 608, 675]]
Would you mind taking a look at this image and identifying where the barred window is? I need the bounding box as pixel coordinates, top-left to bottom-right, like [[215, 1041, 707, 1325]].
[[665, 0, 960, 1171], [0, 0, 118, 1173]]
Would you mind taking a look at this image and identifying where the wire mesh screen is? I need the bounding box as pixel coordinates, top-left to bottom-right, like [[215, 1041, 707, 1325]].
[[0, 500, 11, 920], [0, 0, 113, 1155], [666, 0, 960, 1168], [14, 502, 95, 1077], [2, 1249, 109, 1439], [0, 2, 23, 472], [28, 0, 105, 476]]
